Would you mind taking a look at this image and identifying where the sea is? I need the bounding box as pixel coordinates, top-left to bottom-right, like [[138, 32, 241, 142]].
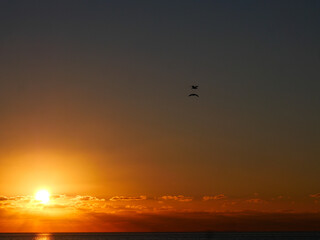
[[1, 232, 320, 240]]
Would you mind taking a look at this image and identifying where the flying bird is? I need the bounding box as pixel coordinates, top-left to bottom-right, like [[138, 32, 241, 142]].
[[191, 85, 198, 89], [189, 93, 199, 97]]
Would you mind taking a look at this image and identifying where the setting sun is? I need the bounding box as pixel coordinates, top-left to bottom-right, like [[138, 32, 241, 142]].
[[35, 190, 50, 204]]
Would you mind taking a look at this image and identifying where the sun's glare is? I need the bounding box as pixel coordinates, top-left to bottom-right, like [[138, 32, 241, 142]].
[[35, 190, 50, 204]]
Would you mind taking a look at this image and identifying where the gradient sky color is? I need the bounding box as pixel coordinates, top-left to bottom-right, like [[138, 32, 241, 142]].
[[0, 0, 320, 232]]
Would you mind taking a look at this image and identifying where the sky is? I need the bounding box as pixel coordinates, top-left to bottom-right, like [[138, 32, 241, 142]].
[[0, 0, 320, 232]]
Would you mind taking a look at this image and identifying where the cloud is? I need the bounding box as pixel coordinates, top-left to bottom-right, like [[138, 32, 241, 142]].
[[0, 194, 107, 212], [6, 209, 319, 232], [75, 195, 105, 201], [125, 205, 147, 210], [160, 195, 192, 202], [0, 197, 8, 201], [0, 195, 32, 206], [43, 204, 69, 209], [1, 193, 320, 232], [79, 210, 320, 232], [51, 194, 67, 199], [109, 196, 147, 201], [245, 198, 266, 204], [203, 194, 226, 201], [0, 196, 29, 201], [310, 193, 320, 198]]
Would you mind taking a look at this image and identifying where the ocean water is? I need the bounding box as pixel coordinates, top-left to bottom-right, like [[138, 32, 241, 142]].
[[1, 232, 320, 240]]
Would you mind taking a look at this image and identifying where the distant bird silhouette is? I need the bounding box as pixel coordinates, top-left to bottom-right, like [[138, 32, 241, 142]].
[[189, 93, 199, 97], [191, 85, 198, 89]]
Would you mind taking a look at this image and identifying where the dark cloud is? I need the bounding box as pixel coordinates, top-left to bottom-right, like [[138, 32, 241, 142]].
[[310, 193, 320, 198], [245, 198, 266, 204], [203, 194, 226, 201], [0, 197, 8, 201], [84, 211, 320, 232], [0, 196, 30, 201]]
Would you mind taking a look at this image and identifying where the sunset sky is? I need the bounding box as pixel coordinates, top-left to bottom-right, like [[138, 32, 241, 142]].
[[0, 0, 320, 232]]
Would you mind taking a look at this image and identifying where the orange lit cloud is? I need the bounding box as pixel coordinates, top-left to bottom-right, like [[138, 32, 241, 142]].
[[1, 193, 320, 232], [109, 195, 147, 201], [203, 194, 226, 201], [160, 195, 192, 202]]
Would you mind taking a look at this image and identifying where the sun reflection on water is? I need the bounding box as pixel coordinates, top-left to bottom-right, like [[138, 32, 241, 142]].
[[34, 233, 53, 240]]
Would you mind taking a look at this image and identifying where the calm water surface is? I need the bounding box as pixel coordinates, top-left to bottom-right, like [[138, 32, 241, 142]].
[[1, 233, 320, 240]]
